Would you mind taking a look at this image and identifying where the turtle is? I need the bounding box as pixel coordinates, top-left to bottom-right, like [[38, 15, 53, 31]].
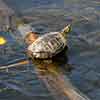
[[18, 24, 71, 59]]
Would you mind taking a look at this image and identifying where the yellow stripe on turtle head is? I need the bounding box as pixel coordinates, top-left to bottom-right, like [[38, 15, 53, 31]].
[[0, 36, 7, 45], [60, 24, 71, 38]]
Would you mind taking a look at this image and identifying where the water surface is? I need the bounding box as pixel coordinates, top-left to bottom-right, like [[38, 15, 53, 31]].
[[0, 0, 100, 100]]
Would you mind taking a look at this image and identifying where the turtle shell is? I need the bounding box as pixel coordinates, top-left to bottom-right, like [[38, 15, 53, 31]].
[[28, 32, 67, 59]]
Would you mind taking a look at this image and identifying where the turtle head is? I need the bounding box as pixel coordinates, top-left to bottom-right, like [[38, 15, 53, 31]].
[[60, 24, 71, 38]]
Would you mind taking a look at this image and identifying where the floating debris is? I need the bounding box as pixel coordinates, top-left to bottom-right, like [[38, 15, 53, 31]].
[[0, 36, 7, 45]]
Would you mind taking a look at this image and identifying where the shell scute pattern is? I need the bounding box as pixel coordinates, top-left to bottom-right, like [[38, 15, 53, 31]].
[[29, 32, 66, 59]]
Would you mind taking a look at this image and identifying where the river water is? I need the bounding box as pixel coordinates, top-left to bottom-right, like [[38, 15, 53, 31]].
[[0, 0, 100, 100]]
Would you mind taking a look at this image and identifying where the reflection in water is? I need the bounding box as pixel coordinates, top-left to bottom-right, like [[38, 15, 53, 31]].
[[0, 48, 70, 100], [31, 48, 90, 100], [0, 46, 90, 100], [31, 48, 70, 100]]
